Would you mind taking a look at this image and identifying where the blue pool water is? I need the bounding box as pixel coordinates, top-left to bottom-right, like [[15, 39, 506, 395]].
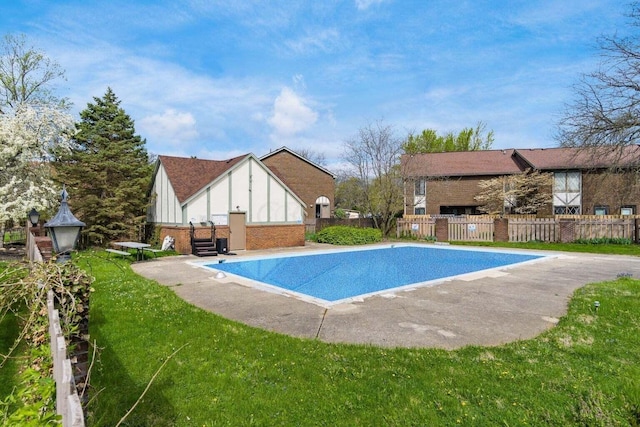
[[205, 245, 544, 303]]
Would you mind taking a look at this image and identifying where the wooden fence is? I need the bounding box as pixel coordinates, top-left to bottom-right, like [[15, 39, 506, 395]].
[[48, 291, 85, 427], [509, 218, 558, 242], [397, 215, 640, 243], [447, 217, 494, 242], [397, 216, 436, 238]]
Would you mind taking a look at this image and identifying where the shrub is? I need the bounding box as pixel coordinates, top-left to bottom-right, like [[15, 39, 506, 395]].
[[316, 226, 382, 245], [573, 237, 633, 245]]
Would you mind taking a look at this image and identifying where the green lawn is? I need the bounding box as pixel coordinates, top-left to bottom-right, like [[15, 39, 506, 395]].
[[451, 240, 640, 256], [74, 250, 640, 426]]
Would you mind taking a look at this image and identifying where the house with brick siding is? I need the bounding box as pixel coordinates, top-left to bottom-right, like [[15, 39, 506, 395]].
[[260, 146, 336, 224], [402, 145, 640, 216], [148, 153, 307, 254]]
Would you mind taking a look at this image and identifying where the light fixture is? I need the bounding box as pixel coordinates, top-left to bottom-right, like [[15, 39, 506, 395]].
[[594, 301, 600, 311], [214, 271, 226, 279], [28, 208, 40, 227], [44, 187, 86, 263]]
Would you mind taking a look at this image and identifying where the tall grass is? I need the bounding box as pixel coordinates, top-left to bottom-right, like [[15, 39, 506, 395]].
[[77, 252, 640, 426]]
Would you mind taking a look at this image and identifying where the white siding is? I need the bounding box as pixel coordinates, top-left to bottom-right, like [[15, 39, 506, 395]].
[[152, 155, 306, 226], [152, 165, 181, 224], [270, 176, 286, 222], [286, 192, 303, 222], [230, 161, 251, 213], [251, 163, 269, 222], [210, 175, 229, 217], [186, 191, 208, 223]]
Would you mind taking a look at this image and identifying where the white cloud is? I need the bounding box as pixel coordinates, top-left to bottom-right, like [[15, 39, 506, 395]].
[[284, 28, 342, 55], [354, 0, 386, 11], [268, 87, 318, 138], [139, 109, 199, 146]]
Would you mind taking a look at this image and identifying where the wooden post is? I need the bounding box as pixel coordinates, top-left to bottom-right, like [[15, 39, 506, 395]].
[[435, 218, 449, 242]]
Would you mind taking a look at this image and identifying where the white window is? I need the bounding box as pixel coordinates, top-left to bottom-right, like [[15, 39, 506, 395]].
[[621, 206, 635, 215], [553, 171, 581, 214], [594, 206, 609, 215], [554, 171, 580, 192], [414, 178, 425, 196]]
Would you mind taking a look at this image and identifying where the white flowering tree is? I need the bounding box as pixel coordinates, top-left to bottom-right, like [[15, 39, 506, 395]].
[[0, 104, 74, 247], [0, 34, 72, 247], [474, 170, 553, 215]]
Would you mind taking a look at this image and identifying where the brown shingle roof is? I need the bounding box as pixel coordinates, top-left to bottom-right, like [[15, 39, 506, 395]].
[[402, 145, 640, 178], [514, 146, 640, 170], [401, 149, 523, 177], [159, 154, 247, 203]]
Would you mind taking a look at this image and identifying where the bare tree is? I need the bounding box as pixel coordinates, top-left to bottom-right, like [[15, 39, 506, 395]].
[[291, 147, 327, 167], [557, 3, 640, 165], [342, 120, 403, 236], [0, 34, 67, 113], [475, 170, 553, 215]]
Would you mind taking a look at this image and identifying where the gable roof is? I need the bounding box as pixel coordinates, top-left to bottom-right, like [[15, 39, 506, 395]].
[[514, 146, 640, 170], [260, 146, 337, 178], [402, 149, 523, 177], [402, 145, 640, 178], [158, 154, 247, 203]]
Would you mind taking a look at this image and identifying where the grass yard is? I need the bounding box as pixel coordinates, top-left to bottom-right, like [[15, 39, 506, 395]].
[[75, 250, 640, 426]]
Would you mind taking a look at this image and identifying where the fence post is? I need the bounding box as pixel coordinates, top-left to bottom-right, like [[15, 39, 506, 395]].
[[494, 218, 509, 242], [435, 218, 449, 242], [559, 219, 576, 243]]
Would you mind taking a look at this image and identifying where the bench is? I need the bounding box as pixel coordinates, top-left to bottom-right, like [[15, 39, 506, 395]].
[[106, 248, 132, 258], [143, 248, 163, 257]]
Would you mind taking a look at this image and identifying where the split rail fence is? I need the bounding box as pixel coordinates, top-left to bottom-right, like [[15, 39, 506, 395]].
[[27, 228, 85, 427], [397, 215, 640, 243]]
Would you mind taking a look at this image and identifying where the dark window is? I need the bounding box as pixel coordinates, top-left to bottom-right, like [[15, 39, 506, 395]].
[[440, 206, 479, 215], [414, 207, 426, 215], [554, 206, 580, 215]]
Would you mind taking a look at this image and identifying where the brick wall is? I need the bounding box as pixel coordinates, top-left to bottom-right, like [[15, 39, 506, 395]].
[[494, 218, 509, 242], [581, 170, 640, 214], [559, 219, 576, 243], [425, 177, 487, 215], [246, 224, 305, 250], [261, 150, 335, 219], [159, 224, 304, 254], [435, 218, 448, 241]]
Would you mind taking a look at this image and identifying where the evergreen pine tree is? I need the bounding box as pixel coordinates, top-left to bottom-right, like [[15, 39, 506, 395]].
[[54, 88, 152, 246]]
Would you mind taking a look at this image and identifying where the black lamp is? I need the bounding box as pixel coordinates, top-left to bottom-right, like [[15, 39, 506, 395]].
[[44, 187, 85, 263], [28, 208, 40, 227]]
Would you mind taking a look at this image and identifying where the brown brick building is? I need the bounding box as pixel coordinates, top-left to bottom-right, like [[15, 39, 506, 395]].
[[402, 146, 640, 216], [260, 147, 336, 221]]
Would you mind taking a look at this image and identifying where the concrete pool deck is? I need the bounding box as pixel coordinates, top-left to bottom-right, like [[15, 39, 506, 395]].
[[131, 243, 640, 349]]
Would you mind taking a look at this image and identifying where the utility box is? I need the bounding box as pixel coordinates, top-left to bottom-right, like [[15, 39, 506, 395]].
[[216, 238, 228, 254]]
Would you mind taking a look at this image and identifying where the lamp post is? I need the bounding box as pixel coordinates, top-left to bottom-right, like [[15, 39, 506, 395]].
[[44, 187, 85, 263], [28, 208, 40, 227], [28, 208, 41, 236]]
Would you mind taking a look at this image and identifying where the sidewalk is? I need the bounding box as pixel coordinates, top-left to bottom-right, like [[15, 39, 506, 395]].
[[131, 245, 640, 349]]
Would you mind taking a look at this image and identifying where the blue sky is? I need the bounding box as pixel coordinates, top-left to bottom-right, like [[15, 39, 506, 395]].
[[0, 1, 631, 170]]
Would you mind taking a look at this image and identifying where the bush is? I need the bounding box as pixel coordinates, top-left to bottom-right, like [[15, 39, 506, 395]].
[[573, 237, 633, 245], [316, 226, 382, 245]]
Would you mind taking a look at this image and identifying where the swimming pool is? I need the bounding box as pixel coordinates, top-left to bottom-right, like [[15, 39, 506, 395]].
[[200, 244, 548, 305]]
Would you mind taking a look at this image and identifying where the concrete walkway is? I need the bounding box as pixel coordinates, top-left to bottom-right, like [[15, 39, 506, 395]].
[[131, 244, 640, 349]]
